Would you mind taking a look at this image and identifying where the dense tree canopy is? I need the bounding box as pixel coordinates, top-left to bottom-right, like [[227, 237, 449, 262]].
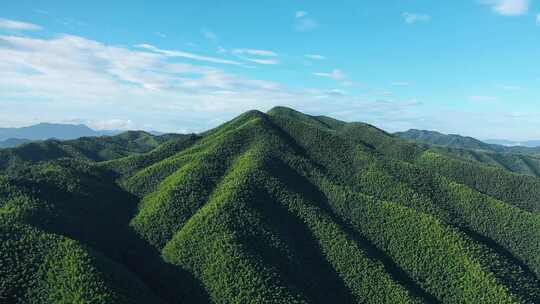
[[1, 107, 538, 303]]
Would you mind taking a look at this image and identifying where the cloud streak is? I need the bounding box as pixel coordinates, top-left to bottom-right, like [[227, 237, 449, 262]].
[[231, 49, 278, 57], [480, 0, 530, 16], [305, 54, 326, 60], [230, 48, 280, 65], [135, 43, 242, 65], [313, 69, 347, 80], [402, 12, 431, 24], [0, 18, 42, 31]]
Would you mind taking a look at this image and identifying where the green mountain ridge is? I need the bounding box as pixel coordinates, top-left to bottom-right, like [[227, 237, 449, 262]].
[[1, 107, 539, 303], [396, 129, 540, 177]]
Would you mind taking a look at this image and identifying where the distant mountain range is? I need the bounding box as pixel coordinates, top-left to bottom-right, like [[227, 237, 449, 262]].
[[483, 139, 540, 147], [395, 129, 540, 155], [0, 123, 164, 148], [0, 122, 119, 142]]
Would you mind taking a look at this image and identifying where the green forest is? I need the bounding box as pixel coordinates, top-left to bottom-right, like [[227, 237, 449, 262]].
[[1, 107, 539, 304]]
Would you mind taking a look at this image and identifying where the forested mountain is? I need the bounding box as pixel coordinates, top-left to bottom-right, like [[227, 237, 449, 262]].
[[1, 107, 539, 304], [0, 131, 192, 173], [0, 138, 31, 149], [396, 129, 540, 156], [396, 129, 540, 177], [395, 129, 493, 150]]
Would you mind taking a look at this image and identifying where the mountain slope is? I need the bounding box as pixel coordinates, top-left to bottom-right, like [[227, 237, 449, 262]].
[[0, 131, 192, 173], [1, 107, 539, 303], [396, 129, 540, 155], [0, 138, 32, 148], [395, 129, 493, 151], [396, 129, 540, 177]]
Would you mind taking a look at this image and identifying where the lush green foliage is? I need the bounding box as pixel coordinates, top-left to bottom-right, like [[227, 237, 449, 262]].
[[396, 129, 540, 176], [0, 131, 186, 172], [1, 107, 538, 303]]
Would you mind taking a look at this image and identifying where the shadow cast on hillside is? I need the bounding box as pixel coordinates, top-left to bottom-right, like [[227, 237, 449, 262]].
[[264, 157, 441, 304], [15, 168, 211, 304]]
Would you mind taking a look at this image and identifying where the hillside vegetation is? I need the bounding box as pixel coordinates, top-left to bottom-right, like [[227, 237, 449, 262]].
[[1, 107, 539, 304], [396, 129, 540, 177]]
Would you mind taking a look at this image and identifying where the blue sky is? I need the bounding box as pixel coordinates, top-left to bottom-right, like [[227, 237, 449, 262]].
[[1, 0, 540, 140]]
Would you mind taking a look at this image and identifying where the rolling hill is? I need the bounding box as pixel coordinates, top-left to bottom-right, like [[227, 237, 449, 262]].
[[396, 129, 540, 177], [1, 107, 539, 304], [396, 129, 540, 155], [395, 129, 494, 151], [0, 138, 32, 149]]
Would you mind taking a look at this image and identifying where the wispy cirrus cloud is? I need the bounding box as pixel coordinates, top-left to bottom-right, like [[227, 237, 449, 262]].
[[314, 69, 346, 80], [305, 54, 326, 60], [0, 32, 316, 131], [241, 58, 279, 65], [479, 0, 530, 16], [0, 18, 42, 31], [0, 30, 432, 134], [135, 43, 242, 65], [231, 49, 278, 57], [402, 12, 431, 24], [231, 48, 280, 65]]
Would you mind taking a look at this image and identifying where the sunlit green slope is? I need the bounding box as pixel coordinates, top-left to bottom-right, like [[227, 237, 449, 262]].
[[1, 107, 539, 303], [396, 129, 540, 177]]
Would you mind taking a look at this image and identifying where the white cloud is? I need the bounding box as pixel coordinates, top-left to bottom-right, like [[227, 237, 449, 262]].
[[0, 32, 316, 131], [314, 69, 347, 80], [536, 13, 540, 23], [135, 43, 242, 65], [402, 12, 431, 24], [296, 11, 308, 18], [0, 18, 42, 31], [305, 54, 326, 60], [3, 26, 531, 138], [480, 0, 530, 16], [325, 89, 347, 97], [231, 49, 278, 57], [90, 119, 137, 130], [241, 57, 279, 65], [230, 48, 279, 65], [469, 95, 498, 102]]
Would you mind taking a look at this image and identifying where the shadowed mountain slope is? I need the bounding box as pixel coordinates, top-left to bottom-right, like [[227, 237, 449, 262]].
[[1, 107, 539, 303]]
